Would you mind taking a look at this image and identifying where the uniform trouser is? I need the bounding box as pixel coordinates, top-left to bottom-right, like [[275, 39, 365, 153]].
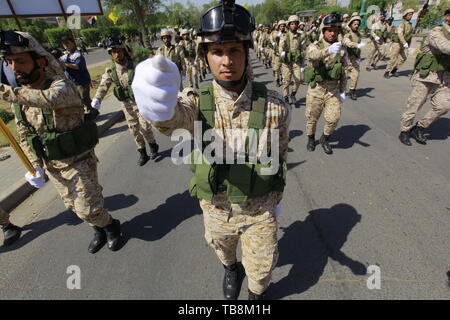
[[305, 81, 342, 136], [184, 58, 199, 88], [76, 84, 93, 114], [346, 56, 360, 91], [122, 100, 156, 149], [272, 54, 282, 81], [200, 192, 280, 295], [401, 78, 450, 132], [281, 62, 302, 97], [46, 150, 113, 228], [0, 208, 10, 226], [367, 39, 384, 67], [386, 42, 408, 73], [262, 48, 271, 65]]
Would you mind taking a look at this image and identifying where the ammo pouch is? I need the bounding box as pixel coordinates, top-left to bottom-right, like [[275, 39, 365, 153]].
[[111, 59, 135, 102], [304, 49, 343, 88], [113, 85, 134, 102], [414, 52, 450, 78], [347, 47, 361, 59]]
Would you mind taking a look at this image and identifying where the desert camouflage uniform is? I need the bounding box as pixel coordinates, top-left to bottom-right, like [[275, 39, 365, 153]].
[[401, 24, 450, 132], [386, 19, 413, 73], [367, 20, 386, 68], [305, 40, 348, 136], [343, 28, 362, 91], [178, 39, 199, 88], [382, 23, 396, 59], [95, 61, 156, 149], [151, 80, 291, 295], [0, 79, 113, 228], [258, 30, 272, 66], [157, 43, 183, 89], [270, 30, 284, 83], [279, 31, 305, 97]]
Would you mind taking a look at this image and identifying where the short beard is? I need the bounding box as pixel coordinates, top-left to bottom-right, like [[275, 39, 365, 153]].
[[16, 61, 42, 86]]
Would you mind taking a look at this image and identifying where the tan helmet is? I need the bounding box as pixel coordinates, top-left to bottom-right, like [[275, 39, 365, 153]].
[[343, 13, 349, 19], [0, 30, 64, 78], [278, 20, 286, 27], [348, 15, 362, 27], [299, 21, 306, 26], [180, 29, 190, 36], [351, 11, 359, 17], [160, 29, 172, 37], [288, 15, 299, 24], [403, 8, 414, 17]]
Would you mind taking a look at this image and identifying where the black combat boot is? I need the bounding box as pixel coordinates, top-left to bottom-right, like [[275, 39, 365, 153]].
[[104, 219, 122, 251], [149, 143, 159, 160], [137, 148, 150, 166], [319, 134, 333, 155], [383, 72, 390, 79], [290, 92, 297, 105], [307, 135, 316, 151], [284, 96, 290, 104], [276, 78, 281, 87], [1, 223, 22, 246], [410, 123, 427, 144], [399, 131, 412, 146], [248, 290, 266, 300], [88, 226, 106, 254], [390, 67, 398, 77], [349, 89, 357, 100], [223, 263, 244, 300]]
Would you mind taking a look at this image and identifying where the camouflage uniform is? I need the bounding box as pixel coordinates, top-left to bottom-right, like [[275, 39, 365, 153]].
[[94, 61, 156, 150], [401, 24, 450, 132], [343, 27, 362, 91], [156, 43, 183, 89], [0, 78, 113, 228], [367, 19, 386, 68], [178, 38, 199, 88], [305, 40, 348, 136], [279, 31, 305, 98], [386, 18, 413, 73], [270, 28, 284, 84], [258, 30, 272, 67], [151, 80, 291, 295]]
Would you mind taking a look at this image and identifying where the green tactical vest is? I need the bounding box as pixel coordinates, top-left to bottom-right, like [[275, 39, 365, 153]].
[[188, 82, 287, 204], [392, 21, 413, 44], [282, 32, 304, 64], [347, 33, 361, 58], [111, 59, 135, 102], [303, 40, 345, 88], [14, 79, 99, 161], [182, 40, 196, 58], [413, 26, 450, 78]]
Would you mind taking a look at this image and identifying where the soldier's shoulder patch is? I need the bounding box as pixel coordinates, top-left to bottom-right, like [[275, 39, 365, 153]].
[[266, 89, 286, 106]]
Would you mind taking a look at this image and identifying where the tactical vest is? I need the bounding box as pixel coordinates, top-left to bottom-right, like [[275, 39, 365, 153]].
[[303, 40, 345, 88], [392, 21, 413, 44], [182, 40, 196, 58], [413, 27, 450, 78], [111, 59, 135, 102], [347, 33, 361, 58], [282, 32, 304, 64], [188, 82, 287, 204], [14, 79, 99, 161]]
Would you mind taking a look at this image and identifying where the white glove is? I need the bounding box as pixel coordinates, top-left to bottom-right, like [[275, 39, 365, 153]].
[[301, 67, 305, 73], [260, 46, 264, 52], [280, 51, 286, 58], [193, 62, 198, 67], [131, 54, 181, 122], [356, 58, 362, 64], [277, 32, 282, 37], [328, 42, 342, 55], [374, 36, 380, 41], [25, 166, 46, 189], [275, 202, 282, 217], [357, 42, 366, 49], [91, 98, 101, 110], [272, 42, 276, 46], [340, 92, 346, 103], [403, 43, 409, 49]]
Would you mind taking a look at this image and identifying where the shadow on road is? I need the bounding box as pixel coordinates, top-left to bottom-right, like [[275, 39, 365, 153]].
[[104, 193, 139, 212], [100, 124, 128, 138], [0, 210, 82, 253], [356, 87, 375, 98], [425, 118, 450, 141], [154, 148, 174, 163], [330, 124, 371, 149], [120, 190, 201, 244], [267, 203, 366, 299], [287, 161, 306, 171], [289, 130, 303, 141]]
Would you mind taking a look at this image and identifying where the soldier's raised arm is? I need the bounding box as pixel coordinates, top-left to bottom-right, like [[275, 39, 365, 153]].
[[429, 26, 450, 54], [94, 67, 114, 102]]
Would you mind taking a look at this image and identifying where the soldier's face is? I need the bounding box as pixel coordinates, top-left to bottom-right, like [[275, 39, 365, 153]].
[[182, 34, 190, 40], [62, 40, 75, 51], [299, 24, 305, 30], [350, 21, 360, 31], [162, 36, 171, 45], [4, 52, 45, 86], [111, 48, 126, 64], [206, 41, 246, 83], [405, 13, 413, 20], [323, 26, 340, 42], [289, 22, 299, 32], [279, 25, 286, 32]]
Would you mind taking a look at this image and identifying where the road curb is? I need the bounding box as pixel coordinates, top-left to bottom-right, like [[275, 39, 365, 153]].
[[0, 110, 124, 214]]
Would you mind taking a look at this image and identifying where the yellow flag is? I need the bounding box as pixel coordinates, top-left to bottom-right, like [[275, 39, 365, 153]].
[[108, 7, 120, 24], [243, 2, 249, 9]]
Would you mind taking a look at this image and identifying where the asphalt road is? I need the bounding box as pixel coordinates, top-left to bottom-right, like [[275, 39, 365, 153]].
[[0, 50, 449, 300]]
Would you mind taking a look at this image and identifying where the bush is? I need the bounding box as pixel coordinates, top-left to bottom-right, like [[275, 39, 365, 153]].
[[80, 28, 103, 46], [129, 44, 151, 63], [0, 109, 14, 124], [98, 26, 122, 38], [24, 25, 47, 44], [119, 25, 141, 38], [44, 27, 71, 48]]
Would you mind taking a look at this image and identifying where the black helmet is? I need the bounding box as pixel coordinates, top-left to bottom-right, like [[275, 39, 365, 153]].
[[60, 35, 74, 43], [104, 36, 123, 49], [322, 12, 343, 28], [0, 29, 29, 55], [197, 0, 255, 44]]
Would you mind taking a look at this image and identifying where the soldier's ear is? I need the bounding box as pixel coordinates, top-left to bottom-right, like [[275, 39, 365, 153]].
[[36, 57, 48, 69]]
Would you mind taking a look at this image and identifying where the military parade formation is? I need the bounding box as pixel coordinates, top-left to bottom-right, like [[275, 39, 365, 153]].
[[0, 0, 449, 300]]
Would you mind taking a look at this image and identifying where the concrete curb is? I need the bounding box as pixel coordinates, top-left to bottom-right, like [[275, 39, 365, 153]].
[[0, 110, 124, 214]]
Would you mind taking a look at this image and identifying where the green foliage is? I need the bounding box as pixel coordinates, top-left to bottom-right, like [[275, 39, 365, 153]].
[[119, 25, 141, 37], [0, 109, 14, 124], [420, 1, 449, 30], [129, 44, 151, 63], [44, 27, 70, 48], [98, 26, 122, 38], [80, 29, 103, 47]]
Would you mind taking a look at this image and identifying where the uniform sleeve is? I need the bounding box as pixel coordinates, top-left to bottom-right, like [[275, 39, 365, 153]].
[[306, 42, 328, 62], [429, 27, 450, 55], [0, 80, 81, 110], [151, 91, 198, 136], [279, 35, 286, 54], [340, 50, 349, 93], [94, 67, 113, 101], [342, 33, 358, 48], [397, 22, 407, 45], [278, 98, 292, 162]]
